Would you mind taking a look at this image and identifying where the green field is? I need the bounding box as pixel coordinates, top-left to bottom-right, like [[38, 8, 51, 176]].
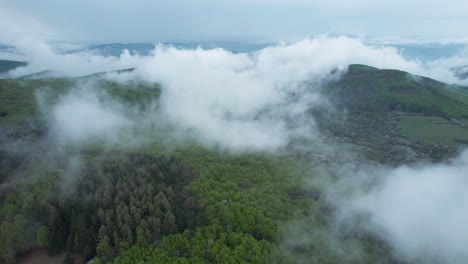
[[399, 115, 468, 148]]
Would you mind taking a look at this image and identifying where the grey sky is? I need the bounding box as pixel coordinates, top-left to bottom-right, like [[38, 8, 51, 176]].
[[1, 0, 468, 43]]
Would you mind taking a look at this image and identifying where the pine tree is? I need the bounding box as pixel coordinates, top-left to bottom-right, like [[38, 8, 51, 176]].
[[162, 211, 177, 235]]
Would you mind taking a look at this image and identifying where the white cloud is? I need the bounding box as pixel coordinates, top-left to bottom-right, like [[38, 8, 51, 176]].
[[46, 86, 132, 144], [19, 36, 467, 151], [332, 151, 468, 263], [132, 37, 424, 150], [8, 43, 141, 77], [0, 6, 55, 45]]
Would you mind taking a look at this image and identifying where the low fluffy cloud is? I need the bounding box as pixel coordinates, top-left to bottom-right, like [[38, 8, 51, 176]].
[[131, 37, 421, 150], [0, 6, 55, 45], [130, 37, 468, 150], [44, 85, 132, 144], [21, 36, 467, 151], [4, 35, 468, 85], [8, 42, 141, 77], [331, 151, 468, 263]]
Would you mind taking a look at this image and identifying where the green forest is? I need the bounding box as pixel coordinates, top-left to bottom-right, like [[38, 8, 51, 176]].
[[0, 64, 467, 264]]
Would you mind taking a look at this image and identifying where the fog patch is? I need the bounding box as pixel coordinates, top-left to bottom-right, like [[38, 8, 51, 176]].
[[7, 41, 141, 78], [131, 37, 419, 151], [6, 37, 468, 151], [329, 150, 468, 263], [43, 84, 133, 145]]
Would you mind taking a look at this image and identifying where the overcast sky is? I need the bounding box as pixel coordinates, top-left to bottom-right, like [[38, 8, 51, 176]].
[[1, 0, 468, 43]]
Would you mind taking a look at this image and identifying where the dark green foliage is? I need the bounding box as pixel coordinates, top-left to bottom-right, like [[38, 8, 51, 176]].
[[108, 148, 319, 264], [325, 64, 468, 119], [0, 79, 39, 120], [0, 170, 58, 263], [1, 66, 462, 263], [47, 206, 68, 255], [63, 252, 75, 264], [111, 229, 275, 264], [0, 60, 27, 74], [36, 226, 49, 247], [0, 77, 160, 123], [43, 151, 200, 262], [0, 147, 201, 263]]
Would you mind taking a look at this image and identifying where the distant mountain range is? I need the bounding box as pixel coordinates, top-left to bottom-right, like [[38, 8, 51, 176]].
[[1, 41, 465, 59], [392, 43, 465, 60]]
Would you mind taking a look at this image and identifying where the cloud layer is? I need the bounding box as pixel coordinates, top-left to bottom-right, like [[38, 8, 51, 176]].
[[20, 36, 466, 152], [47, 86, 132, 144], [331, 151, 468, 263]]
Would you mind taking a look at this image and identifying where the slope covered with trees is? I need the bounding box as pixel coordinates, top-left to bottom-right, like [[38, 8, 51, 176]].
[[0, 60, 27, 75], [325, 64, 468, 118], [0, 65, 466, 263]]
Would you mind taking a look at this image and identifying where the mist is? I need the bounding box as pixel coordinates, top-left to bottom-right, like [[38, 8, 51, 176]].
[[46, 86, 132, 144], [2, 35, 468, 263], [328, 151, 468, 263], [3, 36, 467, 152], [15, 36, 461, 152]]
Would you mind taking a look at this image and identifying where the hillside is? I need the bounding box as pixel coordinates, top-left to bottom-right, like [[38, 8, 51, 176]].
[[316, 64, 468, 161], [0, 77, 160, 123], [325, 64, 468, 118], [0, 60, 27, 75], [0, 65, 466, 263]]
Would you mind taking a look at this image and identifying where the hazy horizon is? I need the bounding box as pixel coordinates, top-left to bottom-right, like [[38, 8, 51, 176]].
[[1, 0, 468, 44]]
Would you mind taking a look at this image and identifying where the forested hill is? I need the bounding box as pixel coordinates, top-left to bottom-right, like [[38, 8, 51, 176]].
[[0, 64, 466, 263], [0, 60, 27, 75], [315, 64, 468, 163], [325, 64, 468, 118]]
